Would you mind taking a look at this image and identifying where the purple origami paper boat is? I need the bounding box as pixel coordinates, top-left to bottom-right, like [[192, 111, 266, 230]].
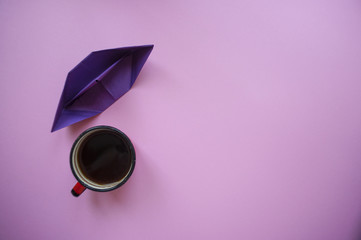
[[51, 45, 154, 132]]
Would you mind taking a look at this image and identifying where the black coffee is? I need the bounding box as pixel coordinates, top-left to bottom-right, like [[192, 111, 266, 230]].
[[77, 130, 132, 185]]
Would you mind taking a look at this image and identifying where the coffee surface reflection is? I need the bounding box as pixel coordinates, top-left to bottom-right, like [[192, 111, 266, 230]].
[[77, 130, 132, 185]]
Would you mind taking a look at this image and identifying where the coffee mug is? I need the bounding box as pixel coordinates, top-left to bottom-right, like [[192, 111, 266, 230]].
[[70, 125, 136, 197]]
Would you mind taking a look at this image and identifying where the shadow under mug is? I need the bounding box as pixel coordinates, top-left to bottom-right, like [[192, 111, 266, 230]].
[[70, 125, 136, 197]]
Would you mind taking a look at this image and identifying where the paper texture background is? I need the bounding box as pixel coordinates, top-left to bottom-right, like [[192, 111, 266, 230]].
[[1, 1, 361, 240]]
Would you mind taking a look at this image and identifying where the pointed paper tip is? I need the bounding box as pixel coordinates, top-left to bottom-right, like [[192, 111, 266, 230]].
[[50, 125, 60, 132], [51, 119, 65, 132]]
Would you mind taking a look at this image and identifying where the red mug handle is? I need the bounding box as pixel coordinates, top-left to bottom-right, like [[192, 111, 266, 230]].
[[71, 182, 86, 197]]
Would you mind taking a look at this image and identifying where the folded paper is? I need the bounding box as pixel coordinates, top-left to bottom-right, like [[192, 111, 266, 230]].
[[51, 45, 154, 132]]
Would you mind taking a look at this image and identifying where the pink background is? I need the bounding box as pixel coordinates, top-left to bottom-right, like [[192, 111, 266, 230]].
[[1, 0, 361, 239]]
